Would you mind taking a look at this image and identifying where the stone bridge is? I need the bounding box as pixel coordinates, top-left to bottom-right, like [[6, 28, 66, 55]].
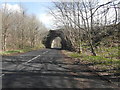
[[42, 30, 74, 51]]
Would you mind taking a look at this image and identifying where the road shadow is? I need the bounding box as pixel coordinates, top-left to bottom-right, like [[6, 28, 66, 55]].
[[2, 69, 116, 88], [50, 48, 62, 50], [2, 50, 119, 88]]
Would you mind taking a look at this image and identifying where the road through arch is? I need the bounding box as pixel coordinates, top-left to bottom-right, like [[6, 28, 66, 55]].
[[42, 30, 74, 51]]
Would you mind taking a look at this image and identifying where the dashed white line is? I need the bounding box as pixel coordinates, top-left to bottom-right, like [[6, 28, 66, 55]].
[[0, 74, 5, 77], [1, 50, 49, 77], [43, 51, 48, 54], [18, 50, 49, 70], [21, 51, 48, 65], [22, 55, 41, 65]]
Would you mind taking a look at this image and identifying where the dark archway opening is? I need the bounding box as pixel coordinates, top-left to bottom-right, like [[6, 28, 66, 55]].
[[42, 30, 75, 51], [51, 37, 62, 50]]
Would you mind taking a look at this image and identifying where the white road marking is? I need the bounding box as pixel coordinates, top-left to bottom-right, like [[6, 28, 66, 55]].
[[21, 51, 49, 65], [18, 50, 49, 70], [23, 55, 41, 65], [43, 51, 48, 54], [0, 74, 5, 77], [1, 50, 49, 77]]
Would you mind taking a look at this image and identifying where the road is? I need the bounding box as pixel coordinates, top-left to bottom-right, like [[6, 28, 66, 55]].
[[1, 49, 119, 88]]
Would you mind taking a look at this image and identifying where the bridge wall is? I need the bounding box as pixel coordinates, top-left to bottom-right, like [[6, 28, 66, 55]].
[[42, 30, 75, 51]]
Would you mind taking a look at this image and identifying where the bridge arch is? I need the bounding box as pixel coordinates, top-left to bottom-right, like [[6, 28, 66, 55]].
[[42, 30, 74, 51], [51, 37, 62, 49]]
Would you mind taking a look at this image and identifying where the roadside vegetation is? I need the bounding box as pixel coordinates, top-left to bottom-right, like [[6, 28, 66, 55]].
[[1, 0, 119, 86], [62, 44, 119, 85], [50, 1, 119, 85], [68, 48, 119, 72], [63, 35, 119, 73], [49, 0, 119, 55], [0, 44, 45, 55], [0, 3, 47, 55], [1, 0, 119, 73]]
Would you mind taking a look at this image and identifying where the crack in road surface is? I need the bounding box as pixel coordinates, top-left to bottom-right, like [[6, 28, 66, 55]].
[[2, 49, 119, 88]]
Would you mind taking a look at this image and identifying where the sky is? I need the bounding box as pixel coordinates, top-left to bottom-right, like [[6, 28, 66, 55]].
[[1, 0, 120, 29], [1, 1, 55, 29], [21, 2, 55, 29]]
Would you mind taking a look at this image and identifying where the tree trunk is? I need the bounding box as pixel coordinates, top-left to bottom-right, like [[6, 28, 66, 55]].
[[2, 33, 7, 51], [90, 42, 96, 56]]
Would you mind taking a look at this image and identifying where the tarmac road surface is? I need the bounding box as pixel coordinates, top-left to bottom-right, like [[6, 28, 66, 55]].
[[1, 49, 119, 88]]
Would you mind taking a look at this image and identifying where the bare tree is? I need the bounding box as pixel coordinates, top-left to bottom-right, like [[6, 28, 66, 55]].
[[1, 3, 48, 51], [49, 0, 119, 55], [2, 3, 13, 51]]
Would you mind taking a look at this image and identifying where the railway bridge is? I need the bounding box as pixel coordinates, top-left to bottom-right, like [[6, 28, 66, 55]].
[[42, 29, 74, 51]]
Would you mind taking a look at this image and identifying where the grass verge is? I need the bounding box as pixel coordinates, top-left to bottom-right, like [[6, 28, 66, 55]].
[[62, 49, 120, 86], [0, 47, 42, 56], [62, 50, 120, 73]]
